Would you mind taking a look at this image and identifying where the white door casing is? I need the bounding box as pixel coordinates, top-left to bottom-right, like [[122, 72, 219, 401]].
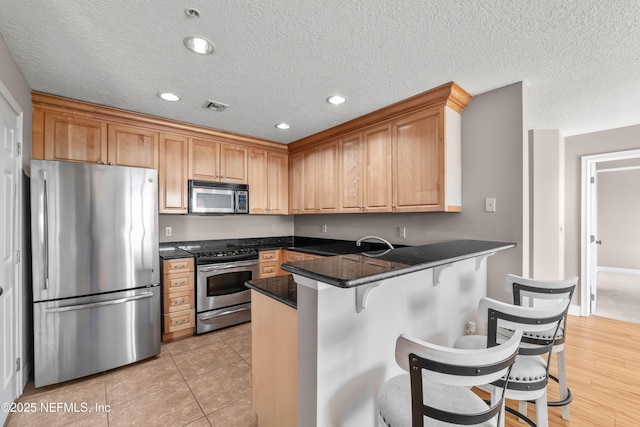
[[581, 149, 640, 316], [0, 81, 22, 425]]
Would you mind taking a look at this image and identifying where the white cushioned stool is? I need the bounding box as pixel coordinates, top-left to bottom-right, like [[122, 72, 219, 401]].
[[378, 330, 522, 427]]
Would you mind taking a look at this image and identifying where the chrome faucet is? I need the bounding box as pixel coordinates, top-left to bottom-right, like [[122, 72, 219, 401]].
[[355, 235, 394, 250]]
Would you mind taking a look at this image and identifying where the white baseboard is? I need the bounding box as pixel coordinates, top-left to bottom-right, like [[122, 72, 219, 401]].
[[597, 266, 640, 275], [568, 304, 582, 317]]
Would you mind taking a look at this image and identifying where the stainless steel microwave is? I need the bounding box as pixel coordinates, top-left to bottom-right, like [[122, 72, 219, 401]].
[[188, 180, 249, 214]]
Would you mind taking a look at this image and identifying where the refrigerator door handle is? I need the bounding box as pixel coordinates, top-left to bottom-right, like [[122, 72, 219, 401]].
[[43, 169, 49, 290], [45, 291, 155, 313]]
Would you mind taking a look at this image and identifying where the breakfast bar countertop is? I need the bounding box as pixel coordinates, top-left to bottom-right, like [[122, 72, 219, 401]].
[[281, 239, 515, 288]]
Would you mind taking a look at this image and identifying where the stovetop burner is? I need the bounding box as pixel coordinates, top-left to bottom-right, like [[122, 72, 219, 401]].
[[179, 245, 259, 265]]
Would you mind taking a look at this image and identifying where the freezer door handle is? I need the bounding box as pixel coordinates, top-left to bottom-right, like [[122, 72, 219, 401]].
[[46, 291, 155, 313], [199, 306, 250, 321]]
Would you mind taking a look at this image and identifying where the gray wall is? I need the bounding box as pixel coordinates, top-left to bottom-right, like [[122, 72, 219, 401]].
[[0, 33, 32, 392], [564, 124, 640, 303], [295, 82, 529, 302], [597, 167, 640, 270], [159, 214, 294, 243]]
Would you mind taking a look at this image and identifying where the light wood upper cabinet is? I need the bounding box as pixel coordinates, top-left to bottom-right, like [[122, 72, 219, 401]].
[[248, 149, 289, 214], [297, 142, 339, 214], [267, 151, 289, 214], [188, 138, 248, 184], [41, 113, 158, 168], [107, 124, 158, 169], [289, 82, 470, 214], [289, 152, 304, 214], [339, 124, 392, 213], [43, 112, 108, 163], [159, 133, 189, 214], [392, 107, 447, 212]]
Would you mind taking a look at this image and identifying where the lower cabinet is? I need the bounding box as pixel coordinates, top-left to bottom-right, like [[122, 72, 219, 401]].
[[258, 250, 281, 278], [251, 290, 297, 426], [161, 257, 195, 342]]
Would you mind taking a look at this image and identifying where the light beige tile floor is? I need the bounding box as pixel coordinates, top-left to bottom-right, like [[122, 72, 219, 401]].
[[6, 323, 256, 427]]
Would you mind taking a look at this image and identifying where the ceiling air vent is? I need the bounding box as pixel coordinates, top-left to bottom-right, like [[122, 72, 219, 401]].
[[204, 100, 229, 112]]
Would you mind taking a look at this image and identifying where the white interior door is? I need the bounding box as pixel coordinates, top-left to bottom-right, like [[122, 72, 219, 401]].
[[0, 87, 20, 425]]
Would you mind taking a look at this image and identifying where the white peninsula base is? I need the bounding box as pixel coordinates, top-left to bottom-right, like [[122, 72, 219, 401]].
[[295, 256, 490, 427]]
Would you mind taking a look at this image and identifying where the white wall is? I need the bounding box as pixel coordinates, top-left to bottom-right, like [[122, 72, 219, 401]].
[[530, 129, 565, 280], [295, 82, 529, 302], [0, 33, 32, 392], [564, 124, 640, 303], [158, 214, 294, 243]]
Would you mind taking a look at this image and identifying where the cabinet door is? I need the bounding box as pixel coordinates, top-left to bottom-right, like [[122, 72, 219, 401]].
[[339, 133, 363, 212], [267, 151, 289, 215], [44, 112, 107, 163], [302, 148, 319, 213], [289, 152, 304, 214], [107, 124, 158, 169], [363, 124, 392, 212], [159, 133, 189, 213], [392, 108, 443, 212], [248, 148, 268, 214], [219, 143, 248, 184], [318, 141, 339, 213], [189, 138, 218, 181]]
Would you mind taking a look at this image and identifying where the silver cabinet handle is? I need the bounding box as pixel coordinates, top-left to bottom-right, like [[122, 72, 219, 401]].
[[46, 292, 155, 313], [200, 306, 250, 321]]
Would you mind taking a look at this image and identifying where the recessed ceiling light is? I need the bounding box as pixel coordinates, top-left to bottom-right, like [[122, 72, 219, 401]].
[[326, 95, 346, 105], [158, 92, 180, 102], [275, 123, 291, 130], [183, 36, 215, 55]]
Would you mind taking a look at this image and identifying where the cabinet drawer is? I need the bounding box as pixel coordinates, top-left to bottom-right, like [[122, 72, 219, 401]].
[[259, 262, 278, 278], [163, 290, 194, 313], [259, 250, 280, 262], [163, 310, 195, 333], [163, 271, 193, 293], [284, 251, 305, 262], [164, 258, 194, 272]]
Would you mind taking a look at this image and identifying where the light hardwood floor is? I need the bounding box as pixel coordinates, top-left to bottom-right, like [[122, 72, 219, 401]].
[[496, 314, 640, 427]]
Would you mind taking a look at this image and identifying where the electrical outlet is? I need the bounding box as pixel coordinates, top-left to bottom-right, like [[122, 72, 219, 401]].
[[165, 227, 172, 237], [398, 226, 406, 238], [485, 197, 496, 212], [321, 224, 327, 233], [465, 321, 476, 335]]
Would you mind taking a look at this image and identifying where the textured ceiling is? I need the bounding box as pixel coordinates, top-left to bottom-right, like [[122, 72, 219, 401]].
[[0, 0, 639, 144]]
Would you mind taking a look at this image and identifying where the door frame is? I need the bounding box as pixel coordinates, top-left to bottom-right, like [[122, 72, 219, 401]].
[[580, 149, 640, 316], [0, 78, 24, 399]]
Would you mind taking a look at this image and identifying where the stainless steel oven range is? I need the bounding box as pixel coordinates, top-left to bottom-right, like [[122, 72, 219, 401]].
[[180, 245, 258, 334]]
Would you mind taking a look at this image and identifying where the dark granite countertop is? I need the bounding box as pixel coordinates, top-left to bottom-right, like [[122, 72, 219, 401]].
[[281, 239, 515, 288], [246, 275, 297, 309], [159, 246, 195, 260]]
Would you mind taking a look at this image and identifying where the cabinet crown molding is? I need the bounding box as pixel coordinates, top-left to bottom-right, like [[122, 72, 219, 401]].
[[288, 81, 471, 153], [31, 91, 288, 152]]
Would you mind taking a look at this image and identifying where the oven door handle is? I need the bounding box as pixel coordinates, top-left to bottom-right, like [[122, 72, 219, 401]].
[[199, 262, 257, 272], [199, 306, 251, 321]]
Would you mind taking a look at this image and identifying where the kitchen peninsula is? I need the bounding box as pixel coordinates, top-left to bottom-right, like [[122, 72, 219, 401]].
[[247, 239, 515, 427]]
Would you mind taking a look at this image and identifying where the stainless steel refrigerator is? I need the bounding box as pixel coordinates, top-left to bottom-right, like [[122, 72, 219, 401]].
[[30, 159, 161, 387]]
